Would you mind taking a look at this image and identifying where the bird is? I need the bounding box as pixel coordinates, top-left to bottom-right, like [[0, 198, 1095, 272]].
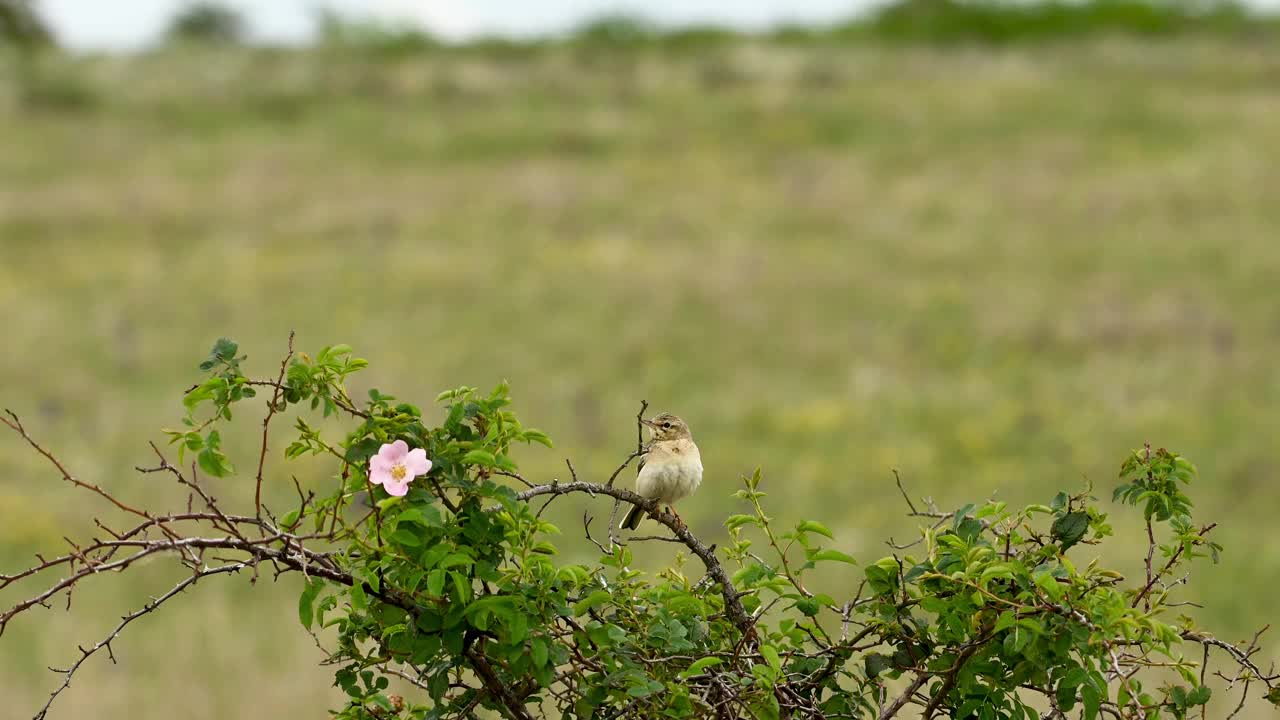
[[620, 413, 703, 531]]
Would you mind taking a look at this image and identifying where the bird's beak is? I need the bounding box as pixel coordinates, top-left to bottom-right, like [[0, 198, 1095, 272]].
[[640, 417, 657, 428]]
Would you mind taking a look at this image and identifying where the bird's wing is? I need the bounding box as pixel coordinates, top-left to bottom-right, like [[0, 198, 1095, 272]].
[[635, 442, 651, 475]]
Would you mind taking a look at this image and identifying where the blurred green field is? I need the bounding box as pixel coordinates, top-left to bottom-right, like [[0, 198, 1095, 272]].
[[3, 39, 1280, 718]]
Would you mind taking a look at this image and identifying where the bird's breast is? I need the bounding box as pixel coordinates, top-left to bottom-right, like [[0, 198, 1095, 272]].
[[636, 443, 702, 503]]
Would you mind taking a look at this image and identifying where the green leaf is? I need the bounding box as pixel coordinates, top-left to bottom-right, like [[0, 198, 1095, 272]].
[[298, 578, 323, 630], [864, 653, 893, 679], [864, 557, 901, 597], [574, 590, 611, 616], [556, 565, 590, 585], [531, 636, 549, 668], [420, 546, 449, 570], [980, 563, 1015, 587], [389, 528, 421, 547], [809, 549, 857, 565], [1052, 511, 1090, 550], [956, 517, 984, 543], [439, 553, 473, 570], [462, 449, 497, 467], [508, 612, 529, 644], [796, 520, 834, 539], [465, 596, 515, 629], [450, 572, 472, 604], [521, 429, 554, 448], [903, 562, 930, 583], [1033, 571, 1065, 602], [1264, 686, 1280, 706], [436, 386, 474, 402], [627, 680, 660, 698], [1004, 623, 1032, 654], [681, 656, 723, 678], [1056, 678, 1078, 711], [204, 337, 238, 367], [344, 438, 382, 464], [1187, 686, 1212, 706], [760, 644, 781, 672], [197, 447, 232, 478], [994, 611, 1017, 633], [398, 505, 443, 528], [426, 569, 445, 597], [750, 694, 781, 720], [1051, 492, 1069, 512], [1081, 684, 1101, 720]]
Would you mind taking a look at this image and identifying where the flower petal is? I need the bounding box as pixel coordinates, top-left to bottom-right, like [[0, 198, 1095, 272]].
[[369, 467, 391, 486], [384, 478, 410, 497], [378, 440, 409, 463], [405, 449, 432, 477], [370, 454, 392, 473]]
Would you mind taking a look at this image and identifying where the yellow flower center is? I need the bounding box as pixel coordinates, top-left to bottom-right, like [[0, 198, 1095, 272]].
[[391, 465, 407, 481]]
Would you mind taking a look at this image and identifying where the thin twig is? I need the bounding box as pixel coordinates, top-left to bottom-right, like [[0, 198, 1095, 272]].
[[34, 563, 247, 720], [256, 331, 295, 524]]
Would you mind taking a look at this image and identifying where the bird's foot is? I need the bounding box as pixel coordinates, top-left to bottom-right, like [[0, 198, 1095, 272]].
[[668, 507, 686, 532]]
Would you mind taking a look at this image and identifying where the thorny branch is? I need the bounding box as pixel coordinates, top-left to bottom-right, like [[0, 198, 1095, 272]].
[[3, 349, 1277, 720], [256, 330, 294, 524]]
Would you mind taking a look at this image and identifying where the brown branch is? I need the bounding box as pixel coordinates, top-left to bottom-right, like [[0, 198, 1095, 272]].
[[1131, 523, 1216, 609], [465, 644, 536, 720], [1183, 630, 1279, 688], [921, 641, 986, 718], [33, 562, 248, 720], [3, 530, 372, 638], [3, 410, 149, 519], [513, 480, 755, 642], [604, 400, 649, 491], [878, 672, 929, 720], [256, 331, 294, 523], [0, 511, 281, 590], [142, 442, 246, 540]]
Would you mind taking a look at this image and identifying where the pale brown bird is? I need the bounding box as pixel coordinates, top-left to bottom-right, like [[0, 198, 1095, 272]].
[[620, 413, 703, 530]]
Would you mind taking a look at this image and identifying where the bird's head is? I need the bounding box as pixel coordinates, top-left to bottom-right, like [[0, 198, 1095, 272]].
[[642, 413, 692, 441]]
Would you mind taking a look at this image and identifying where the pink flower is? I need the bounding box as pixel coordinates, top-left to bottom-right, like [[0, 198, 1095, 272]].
[[369, 440, 431, 497]]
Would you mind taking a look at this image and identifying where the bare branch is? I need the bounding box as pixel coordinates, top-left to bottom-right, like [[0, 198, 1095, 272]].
[[33, 562, 248, 720], [256, 330, 295, 524]]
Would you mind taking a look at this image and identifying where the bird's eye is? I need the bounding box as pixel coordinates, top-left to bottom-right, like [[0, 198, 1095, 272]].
[[661, 422, 671, 428]]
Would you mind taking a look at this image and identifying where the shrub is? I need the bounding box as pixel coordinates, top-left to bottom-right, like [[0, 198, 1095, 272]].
[[3, 336, 1277, 719], [569, 14, 660, 47], [860, 0, 1256, 44], [163, 2, 248, 46], [0, 0, 53, 50], [314, 8, 440, 57]]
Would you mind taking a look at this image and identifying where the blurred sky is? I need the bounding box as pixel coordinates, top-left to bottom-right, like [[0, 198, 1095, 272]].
[[37, 0, 877, 49]]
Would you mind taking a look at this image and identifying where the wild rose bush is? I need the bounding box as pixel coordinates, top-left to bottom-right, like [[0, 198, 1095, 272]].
[[3, 337, 1277, 720]]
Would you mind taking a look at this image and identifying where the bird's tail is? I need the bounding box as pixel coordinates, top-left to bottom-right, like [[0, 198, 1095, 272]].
[[620, 503, 646, 531]]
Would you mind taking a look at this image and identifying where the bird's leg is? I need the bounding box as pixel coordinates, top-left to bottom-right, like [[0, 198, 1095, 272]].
[[668, 505, 686, 531]]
